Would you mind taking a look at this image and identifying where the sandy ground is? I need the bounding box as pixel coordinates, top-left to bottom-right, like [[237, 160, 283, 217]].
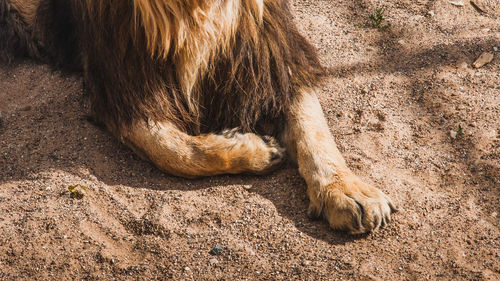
[[0, 0, 499, 280]]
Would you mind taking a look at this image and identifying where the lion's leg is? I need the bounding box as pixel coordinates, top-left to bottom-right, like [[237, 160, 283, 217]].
[[122, 120, 285, 178], [281, 88, 397, 234]]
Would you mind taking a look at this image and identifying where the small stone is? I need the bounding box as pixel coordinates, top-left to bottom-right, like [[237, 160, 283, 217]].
[[184, 267, 190, 271], [209, 258, 218, 265], [209, 245, 224, 255], [473, 52, 494, 68], [494, 46, 498, 52], [19, 105, 32, 111], [450, 130, 458, 139], [428, 10, 435, 17], [302, 260, 312, 266], [449, 1, 464, 6], [458, 61, 468, 69], [470, 0, 487, 13]]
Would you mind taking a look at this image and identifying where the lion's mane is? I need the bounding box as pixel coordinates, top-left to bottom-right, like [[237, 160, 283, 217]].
[[1, 0, 324, 136]]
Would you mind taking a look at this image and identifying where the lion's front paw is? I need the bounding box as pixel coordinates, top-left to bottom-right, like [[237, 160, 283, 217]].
[[247, 134, 285, 174], [308, 171, 398, 234], [222, 129, 285, 174]]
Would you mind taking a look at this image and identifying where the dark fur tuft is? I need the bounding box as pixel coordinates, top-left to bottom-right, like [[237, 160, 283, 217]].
[[35, 0, 80, 70], [199, 0, 324, 134], [0, 0, 41, 62]]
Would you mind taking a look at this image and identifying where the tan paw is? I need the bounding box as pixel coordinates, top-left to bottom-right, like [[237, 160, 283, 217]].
[[222, 129, 285, 174], [308, 171, 397, 234]]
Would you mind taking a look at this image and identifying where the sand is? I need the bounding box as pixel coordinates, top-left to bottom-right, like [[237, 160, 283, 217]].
[[0, 0, 499, 280]]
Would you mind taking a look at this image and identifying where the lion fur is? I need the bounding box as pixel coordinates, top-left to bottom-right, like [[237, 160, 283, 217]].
[[1, 0, 324, 136]]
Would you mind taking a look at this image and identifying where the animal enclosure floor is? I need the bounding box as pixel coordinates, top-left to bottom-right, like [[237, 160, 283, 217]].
[[0, 0, 499, 280]]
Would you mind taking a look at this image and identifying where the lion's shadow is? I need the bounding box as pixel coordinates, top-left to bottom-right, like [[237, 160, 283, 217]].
[[0, 62, 358, 245]]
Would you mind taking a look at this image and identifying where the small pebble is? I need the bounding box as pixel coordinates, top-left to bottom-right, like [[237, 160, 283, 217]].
[[302, 260, 312, 266], [184, 267, 190, 271], [494, 46, 499, 52], [450, 130, 457, 139], [209, 245, 224, 255], [473, 52, 494, 68], [428, 10, 435, 17], [209, 258, 218, 265], [471, 0, 487, 12], [20, 105, 32, 111], [449, 1, 464, 7]]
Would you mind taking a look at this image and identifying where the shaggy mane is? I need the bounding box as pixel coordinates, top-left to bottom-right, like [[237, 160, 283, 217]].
[[2, 0, 324, 137], [0, 0, 41, 61], [132, 0, 264, 59]]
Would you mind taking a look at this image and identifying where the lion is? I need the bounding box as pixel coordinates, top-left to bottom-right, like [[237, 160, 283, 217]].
[[0, 0, 397, 234]]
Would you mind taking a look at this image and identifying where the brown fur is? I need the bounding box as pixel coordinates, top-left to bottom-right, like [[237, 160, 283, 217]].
[[0, 0, 397, 234], [0, 0, 41, 61], [35, 0, 322, 136]]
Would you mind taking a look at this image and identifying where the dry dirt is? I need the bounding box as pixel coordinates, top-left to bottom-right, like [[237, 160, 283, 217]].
[[0, 0, 499, 280]]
